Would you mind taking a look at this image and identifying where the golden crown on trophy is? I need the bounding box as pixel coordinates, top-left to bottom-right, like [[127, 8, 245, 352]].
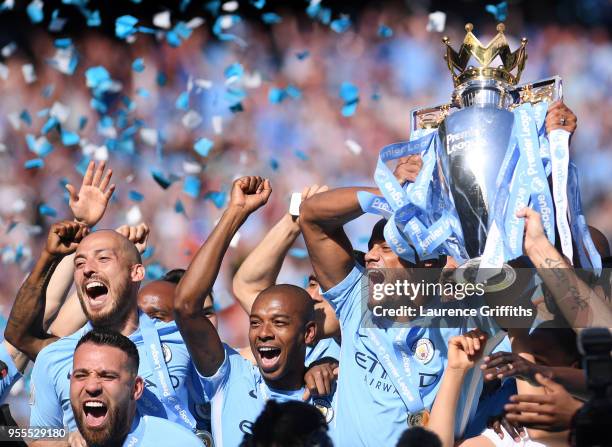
[[443, 23, 528, 87]]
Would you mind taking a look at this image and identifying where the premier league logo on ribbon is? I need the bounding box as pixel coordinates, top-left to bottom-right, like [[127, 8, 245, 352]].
[[360, 22, 602, 290]]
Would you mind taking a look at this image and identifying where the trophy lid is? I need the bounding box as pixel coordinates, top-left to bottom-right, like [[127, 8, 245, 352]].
[[443, 23, 528, 88]]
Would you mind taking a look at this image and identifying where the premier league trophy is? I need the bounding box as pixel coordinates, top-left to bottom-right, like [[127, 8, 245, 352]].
[[360, 23, 601, 289]]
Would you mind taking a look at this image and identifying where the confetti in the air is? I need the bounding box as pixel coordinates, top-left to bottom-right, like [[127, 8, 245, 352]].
[[426, 11, 446, 32], [485, 2, 508, 21], [339, 82, 359, 117], [378, 25, 393, 38], [153, 11, 172, 29], [194, 138, 214, 157], [345, 139, 362, 155]]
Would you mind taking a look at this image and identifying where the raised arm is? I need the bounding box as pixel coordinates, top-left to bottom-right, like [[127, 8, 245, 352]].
[[299, 187, 375, 291], [44, 161, 115, 332], [429, 330, 487, 447], [518, 207, 612, 329], [4, 221, 89, 360], [232, 185, 327, 313], [175, 176, 271, 376]]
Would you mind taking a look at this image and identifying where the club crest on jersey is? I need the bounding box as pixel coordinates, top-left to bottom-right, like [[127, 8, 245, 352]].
[[314, 398, 334, 423], [411, 338, 435, 364], [162, 343, 172, 363]]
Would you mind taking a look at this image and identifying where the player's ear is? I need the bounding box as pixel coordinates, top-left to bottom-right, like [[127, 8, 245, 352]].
[[130, 264, 145, 282], [133, 376, 144, 400], [304, 321, 317, 345]]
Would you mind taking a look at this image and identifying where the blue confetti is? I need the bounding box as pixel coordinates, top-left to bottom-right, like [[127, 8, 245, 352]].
[[251, 0, 265, 8], [142, 246, 154, 260], [86, 10, 101, 27], [166, 31, 181, 48], [294, 149, 309, 161], [61, 130, 80, 146], [20, 110, 32, 126], [261, 12, 282, 24], [270, 158, 279, 170], [306, 1, 331, 24], [330, 15, 351, 33], [156, 72, 167, 86], [145, 262, 166, 280], [24, 158, 44, 169], [339, 82, 359, 117], [378, 25, 393, 38], [224, 62, 244, 80], [128, 190, 144, 202], [289, 248, 309, 259], [268, 88, 286, 104], [42, 84, 55, 98], [296, 50, 310, 60], [115, 15, 139, 40], [41, 116, 59, 134], [229, 103, 243, 113], [132, 58, 145, 72], [85, 66, 113, 96], [175, 22, 192, 39], [78, 116, 88, 130], [76, 157, 91, 176], [212, 15, 243, 43], [175, 91, 189, 110], [39, 204, 57, 217], [485, 1, 508, 21], [27, 0, 44, 23], [285, 85, 302, 99], [136, 87, 150, 98], [194, 138, 214, 157], [151, 170, 173, 189], [26, 134, 54, 157], [175, 199, 186, 215], [205, 1, 221, 15], [183, 176, 201, 198], [205, 191, 227, 209], [54, 38, 72, 49]]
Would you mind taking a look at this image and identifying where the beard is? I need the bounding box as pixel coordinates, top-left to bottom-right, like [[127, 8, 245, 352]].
[[73, 400, 130, 447], [77, 285, 132, 329]]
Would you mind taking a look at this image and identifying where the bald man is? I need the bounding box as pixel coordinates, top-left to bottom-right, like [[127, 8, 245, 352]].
[[5, 221, 202, 444], [137, 269, 216, 327], [174, 176, 336, 447]]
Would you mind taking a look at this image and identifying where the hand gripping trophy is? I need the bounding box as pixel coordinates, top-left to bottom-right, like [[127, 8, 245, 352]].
[[361, 23, 602, 290]]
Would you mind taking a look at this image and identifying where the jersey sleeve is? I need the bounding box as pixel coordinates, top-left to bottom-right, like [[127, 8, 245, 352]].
[[29, 351, 63, 427], [0, 342, 22, 403], [321, 266, 365, 325]]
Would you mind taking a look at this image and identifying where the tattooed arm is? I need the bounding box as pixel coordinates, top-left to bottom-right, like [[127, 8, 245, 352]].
[[4, 222, 89, 360], [518, 208, 612, 329]]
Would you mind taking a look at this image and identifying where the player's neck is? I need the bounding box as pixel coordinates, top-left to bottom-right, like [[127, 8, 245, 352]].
[[92, 306, 139, 336], [263, 365, 305, 392]]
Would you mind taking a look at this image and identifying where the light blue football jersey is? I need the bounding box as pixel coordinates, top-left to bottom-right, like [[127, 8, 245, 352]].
[[199, 344, 335, 447], [30, 313, 198, 432], [323, 266, 499, 446], [123, 413, 202, 447]]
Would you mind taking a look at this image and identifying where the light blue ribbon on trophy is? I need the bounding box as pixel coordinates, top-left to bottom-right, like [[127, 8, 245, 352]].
[[567, 162, 602, 273], [515, 103, 555, 244], [549, 129, 573, 263]]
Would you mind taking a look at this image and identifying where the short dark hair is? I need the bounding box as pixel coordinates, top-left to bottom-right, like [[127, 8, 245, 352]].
[[396, 427, 442, 447], [76, 329, 139, 375], [162, 268, 186, 284], [162, 268, 214, 303], [240, 400, 332, 447]]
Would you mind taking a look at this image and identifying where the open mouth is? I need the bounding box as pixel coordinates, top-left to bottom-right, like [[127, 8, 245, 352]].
[[83, 400, 108, 428], [85, 280, 109, 307], [367, 269, 385, 285], [257, 346, 282, 371]]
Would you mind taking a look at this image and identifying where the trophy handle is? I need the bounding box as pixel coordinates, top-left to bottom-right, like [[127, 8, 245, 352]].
[[410, 76, 563, 132], [509, 75, 563, 109]]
